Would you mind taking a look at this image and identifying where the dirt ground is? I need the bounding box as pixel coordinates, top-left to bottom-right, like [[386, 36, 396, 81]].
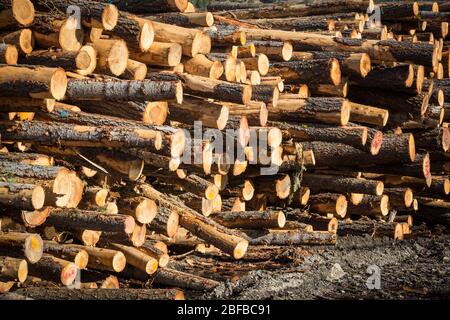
[[194, 229, 450, 300]]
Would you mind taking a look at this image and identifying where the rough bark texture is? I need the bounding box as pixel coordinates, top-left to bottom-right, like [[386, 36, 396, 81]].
[[270, 59, 339, 85], [250, 230, 337, 245], [302, 174, 382, 196]]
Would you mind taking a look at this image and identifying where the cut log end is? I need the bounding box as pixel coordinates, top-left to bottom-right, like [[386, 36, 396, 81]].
[[145, 258, 159, 275], [277, 211, 286, 228], [416, 65, 424, 94], [408, 133, 416, 162], [31, 185, 45, 210], [3, 44, 18, 65], [50, 68, 68, 101], [444, 179, 450, 195], [140, 22, 155, 52], [144, 101, 169, 125], [24, 234, 44, 264], [341, 100, 351, 126], [282, 42, 293, 61], [108, 40, 129, 76], [276, 175, 291, 199], [360, 53, 371, 78], [233, 240, 248, 260], [442, 128, 449, 152], [136, 199, 158, 224], [19, 28, 33, 54], [370, 131, 383, 156], [330, 58, 341, 86], [124, 216, 136, 235], [17, 259, 28, 283], [129, 159, 145, 181], [380, 195, 390, 216], [336, 195, 348, 218], [61, 262, 79, 286], [102, 4, 119, 31], [12, 0, 35, 26], [112, 252, 126, 272], [170, 129, 186, 158], [422, 153, 432, 187], [394, 223, 404, 240], [404, 188, 414, 207], [166, 211, 179, 238], [242, 180, 255, 201], [74, 250, 89, 270], [175, 81, 183, 104]]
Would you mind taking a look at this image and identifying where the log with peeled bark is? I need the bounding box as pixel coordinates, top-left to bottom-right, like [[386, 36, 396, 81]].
[[216, 0, 373, 19], [249, 230, 337, 246], [34, 0, 118, 31], [267, 97, 350, 126], [0, 257, 27, 283], [138, 183, 249, 259], [109, 243, 158, 275], [151, 21, 209, 57], [0, 65, 67, 100], [11, 288, 185, 300], [249, 40, 292, 61], [146, 12, 214, 28], [64, 78, 183, 104], [32, 13, 83, 52], [0, 232, 43, 264], [210, 210, 286, 229], [302, 174, 384, 196], [42, 241, 89, 270], [0, 43, 18, 65], [0, 0, 35, 28], [349, 102, 389, 127], [338, 220, 403, 240], [291, 51, 371, 78], [27, 254, 79, 286], [0, 29, 34, 55], [270, 58, 341, 85], [0, 121, 183, 158], [44, 208, 135, 235], [183, 54, 224, 79], [130, 41, 182, 67], [116, 195, 157, 225], [19, 49, 92, 72], [122, 59, 147, 81], [347, 194, 390, 218], [0, 182, 46, 211], [91, 39, 129, 76], [308, 193, 348, 218], [176, 73, 252, 105], [167, 98, 229, 130]]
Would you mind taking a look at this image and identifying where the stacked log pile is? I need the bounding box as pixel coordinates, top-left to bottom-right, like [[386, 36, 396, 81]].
[[0, 0, 449, 299]]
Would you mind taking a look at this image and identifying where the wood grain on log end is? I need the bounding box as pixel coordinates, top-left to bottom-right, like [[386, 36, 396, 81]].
[[102, 4, 119, 31]]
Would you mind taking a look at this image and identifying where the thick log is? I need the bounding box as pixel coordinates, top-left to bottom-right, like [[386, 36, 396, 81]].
[[0, 0, 34, 28], [27, 254, 79, 286], [251, 85, 279, 106], [249, 40, 292, 61], [308, 193, 348, 218], [123, 59, 148, 81], [349, 102, 389, 127], [65, 78, 183, 103], [250, 230, 337, 246], [11, 288, 184, 300], [148, 207, 179, 238], [0, 65, 67, 100], [270, 58, 341, 85], [146, 12, 214, 28], [183, 54, 224, 79], [268, 97, 350, 126], [381, 175, 450, 196], [117, 196, 157, 224], [383, 187, 414, 208], [211, 210, 286, 229], [42, 241, 89, 270], [153, 267, 219, 291], [414, 128, 450, 152], [91, 39, 128, 76], [0, 232, 43, 263], [292, 211, 338, 233], [302, 174, 384, 196], [139, 183, 249, 259], [130, 42, 182, 67], [204, 25, 246, 46], [0, 257, 27, 283], [19, 49, 91, 72], [109, 243, 158, 275], [0, 97, 55, 113], [44, 208, 135, 235]]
